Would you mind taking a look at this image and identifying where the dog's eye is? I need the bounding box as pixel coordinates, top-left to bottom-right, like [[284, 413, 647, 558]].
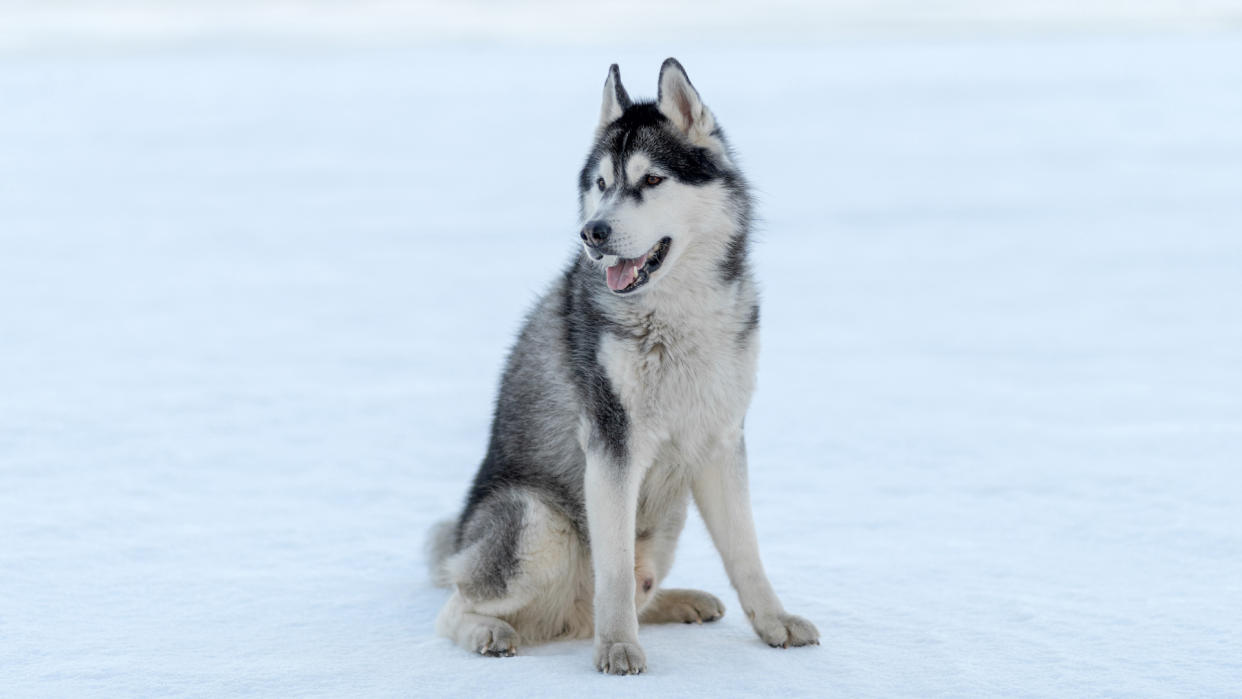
[[596, 177, 606, 191], [645, 175, 664, 187]]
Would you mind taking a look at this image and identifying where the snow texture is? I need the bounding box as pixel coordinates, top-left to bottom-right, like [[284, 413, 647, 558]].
[[2, 28, 1241, 698]]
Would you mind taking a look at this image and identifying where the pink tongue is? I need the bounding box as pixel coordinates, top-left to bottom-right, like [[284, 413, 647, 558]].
[[606, 254, 648, 291]]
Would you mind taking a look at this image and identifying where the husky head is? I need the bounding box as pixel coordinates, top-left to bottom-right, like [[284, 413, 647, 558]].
[[578, 58, 749, 296]]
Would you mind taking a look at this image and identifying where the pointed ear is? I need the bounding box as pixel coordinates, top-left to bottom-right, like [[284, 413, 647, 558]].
[[599, 64, 632, 130], [657, 58, 715, 141]]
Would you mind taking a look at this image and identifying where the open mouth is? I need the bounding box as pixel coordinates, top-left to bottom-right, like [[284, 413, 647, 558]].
[[603, 237, 672, 294]]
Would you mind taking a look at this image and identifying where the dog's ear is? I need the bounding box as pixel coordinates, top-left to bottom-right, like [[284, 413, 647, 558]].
[[599, 64, 631, 130], [657, 58, 716, 142]]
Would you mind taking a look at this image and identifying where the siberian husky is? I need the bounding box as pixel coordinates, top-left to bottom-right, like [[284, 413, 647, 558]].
[[428, 58, 819, 675]]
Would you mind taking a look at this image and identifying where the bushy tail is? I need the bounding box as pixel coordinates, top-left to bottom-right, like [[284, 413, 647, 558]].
[[425, 518, 457, 588]]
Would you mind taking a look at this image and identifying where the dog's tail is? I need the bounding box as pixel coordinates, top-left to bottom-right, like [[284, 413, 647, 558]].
[[425, 518, 457, 588]]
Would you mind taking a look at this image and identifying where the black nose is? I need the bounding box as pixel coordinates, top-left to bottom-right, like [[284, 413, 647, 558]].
[[580, 220, 611, 246]]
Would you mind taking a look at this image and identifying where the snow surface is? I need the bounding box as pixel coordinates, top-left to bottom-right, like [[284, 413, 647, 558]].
[[4, 1, 1241, 52], [2, 31, 1241, 697]]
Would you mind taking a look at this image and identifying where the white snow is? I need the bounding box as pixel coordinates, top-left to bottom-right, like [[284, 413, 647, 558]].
[[2, 22, 1241, 697], [3, 1, 1241, 51]]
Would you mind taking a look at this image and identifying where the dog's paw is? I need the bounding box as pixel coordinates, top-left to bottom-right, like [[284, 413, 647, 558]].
[[753, 613, 820, 648], [640, 588, 725, 624], [468, 621, 518, 657], [594, 640, 647, 675]]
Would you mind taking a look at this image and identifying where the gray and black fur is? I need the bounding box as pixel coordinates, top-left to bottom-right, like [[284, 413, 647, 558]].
[[429, 58, 819, 673]]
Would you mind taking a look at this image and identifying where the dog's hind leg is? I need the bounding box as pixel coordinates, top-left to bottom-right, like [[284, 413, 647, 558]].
[[435, 491, 532, 656], [436, 592, 520, 656], [436, 489, 588, 655], [639, 588, 725, 625]]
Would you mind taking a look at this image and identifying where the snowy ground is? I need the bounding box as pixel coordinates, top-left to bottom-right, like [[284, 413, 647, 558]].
[[2, 29, 1241, 697]]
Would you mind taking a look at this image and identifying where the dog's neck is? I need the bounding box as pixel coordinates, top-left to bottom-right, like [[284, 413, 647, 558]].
[[590, 230, 755, 338]]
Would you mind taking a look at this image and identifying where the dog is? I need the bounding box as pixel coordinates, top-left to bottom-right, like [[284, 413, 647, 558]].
[[427, 58, 819, 675]]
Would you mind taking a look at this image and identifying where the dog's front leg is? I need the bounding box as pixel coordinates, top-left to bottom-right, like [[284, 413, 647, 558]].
[[584, 448, 646, 675], [692, 434, 820, 649]]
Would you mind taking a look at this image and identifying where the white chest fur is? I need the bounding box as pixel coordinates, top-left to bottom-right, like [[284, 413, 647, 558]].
[[597, 300, 758, 469]]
